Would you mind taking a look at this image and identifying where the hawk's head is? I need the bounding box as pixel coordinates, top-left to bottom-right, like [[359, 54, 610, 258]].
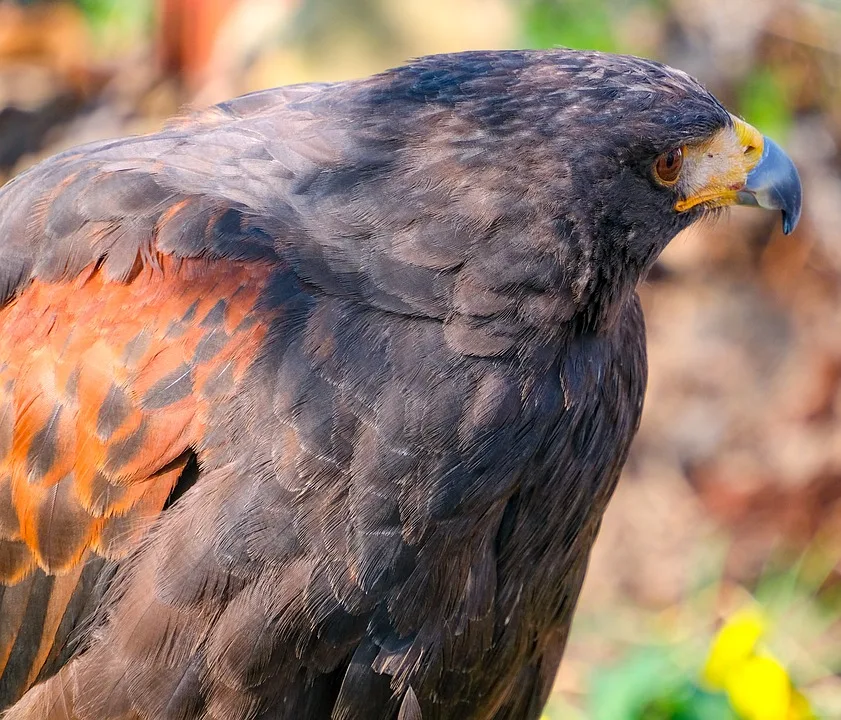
[[360, 50, 800, 253], [304, 50, 802, 334]]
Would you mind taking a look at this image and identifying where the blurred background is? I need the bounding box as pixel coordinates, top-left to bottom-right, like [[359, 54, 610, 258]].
[[0, 0, 839, 717]]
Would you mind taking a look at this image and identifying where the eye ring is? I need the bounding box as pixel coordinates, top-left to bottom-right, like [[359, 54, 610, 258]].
[[654, 147, 684, 185]]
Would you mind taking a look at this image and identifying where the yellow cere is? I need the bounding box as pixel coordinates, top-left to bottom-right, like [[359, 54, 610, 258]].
[[702, 607, 815, 720], [732, 116, 765, 167]]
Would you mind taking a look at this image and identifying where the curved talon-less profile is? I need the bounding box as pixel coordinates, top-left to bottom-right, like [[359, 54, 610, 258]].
[[0, 50, 801, 719]]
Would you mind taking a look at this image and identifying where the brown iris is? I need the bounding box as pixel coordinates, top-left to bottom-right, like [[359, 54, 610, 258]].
[[654, 147, 684, 185]]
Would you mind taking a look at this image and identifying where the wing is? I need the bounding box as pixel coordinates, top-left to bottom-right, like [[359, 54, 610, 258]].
[[0, 147, 553, 718], [0, 91, 314, 705]]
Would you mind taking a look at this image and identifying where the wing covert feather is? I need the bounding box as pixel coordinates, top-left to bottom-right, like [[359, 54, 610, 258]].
[[0, 257, 274, 580], [0, 117, 298, 706]]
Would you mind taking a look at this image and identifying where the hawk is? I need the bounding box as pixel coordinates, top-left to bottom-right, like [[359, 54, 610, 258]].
[[0, 50, 801, 719]]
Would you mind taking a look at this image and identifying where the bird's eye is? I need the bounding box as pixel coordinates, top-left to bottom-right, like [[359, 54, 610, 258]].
[[653, 147, 684, 185]]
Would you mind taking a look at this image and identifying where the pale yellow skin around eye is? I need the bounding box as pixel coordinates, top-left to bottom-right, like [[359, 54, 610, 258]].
[[660, 115, 765, 212]]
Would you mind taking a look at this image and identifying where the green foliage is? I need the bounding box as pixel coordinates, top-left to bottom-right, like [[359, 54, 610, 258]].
[[74, 0, 153, 41], [736, 68, 793, 143], [520, 0, 620, 52], [586, 646, 736, 720], [519, 0, 664, 53]]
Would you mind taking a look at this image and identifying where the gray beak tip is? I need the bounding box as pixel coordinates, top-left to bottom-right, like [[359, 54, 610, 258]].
[[741, 136, 803, 235], [782, 211, 797, 236]]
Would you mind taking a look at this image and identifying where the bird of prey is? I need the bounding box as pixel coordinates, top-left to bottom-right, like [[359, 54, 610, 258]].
[[0, 50, 801, 719]]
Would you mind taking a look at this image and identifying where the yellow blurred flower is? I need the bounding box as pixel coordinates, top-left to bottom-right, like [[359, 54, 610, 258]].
[[726, 653, 790, 720], [703, 607, 766, 689], [789, 690, 816, 720], [702, 607, 815, 720]]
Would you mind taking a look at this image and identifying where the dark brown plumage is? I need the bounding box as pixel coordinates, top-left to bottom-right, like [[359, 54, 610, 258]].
[[0, 49, 800, 719]]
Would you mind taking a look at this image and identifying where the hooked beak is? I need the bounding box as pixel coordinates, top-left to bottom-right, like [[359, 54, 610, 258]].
[[736, 136, 802, 235], [674, 117, 803, 235]]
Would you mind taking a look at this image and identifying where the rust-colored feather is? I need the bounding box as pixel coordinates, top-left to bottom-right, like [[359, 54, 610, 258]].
[[0, 256, 272, 585], [1, 178, 275, 711]]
